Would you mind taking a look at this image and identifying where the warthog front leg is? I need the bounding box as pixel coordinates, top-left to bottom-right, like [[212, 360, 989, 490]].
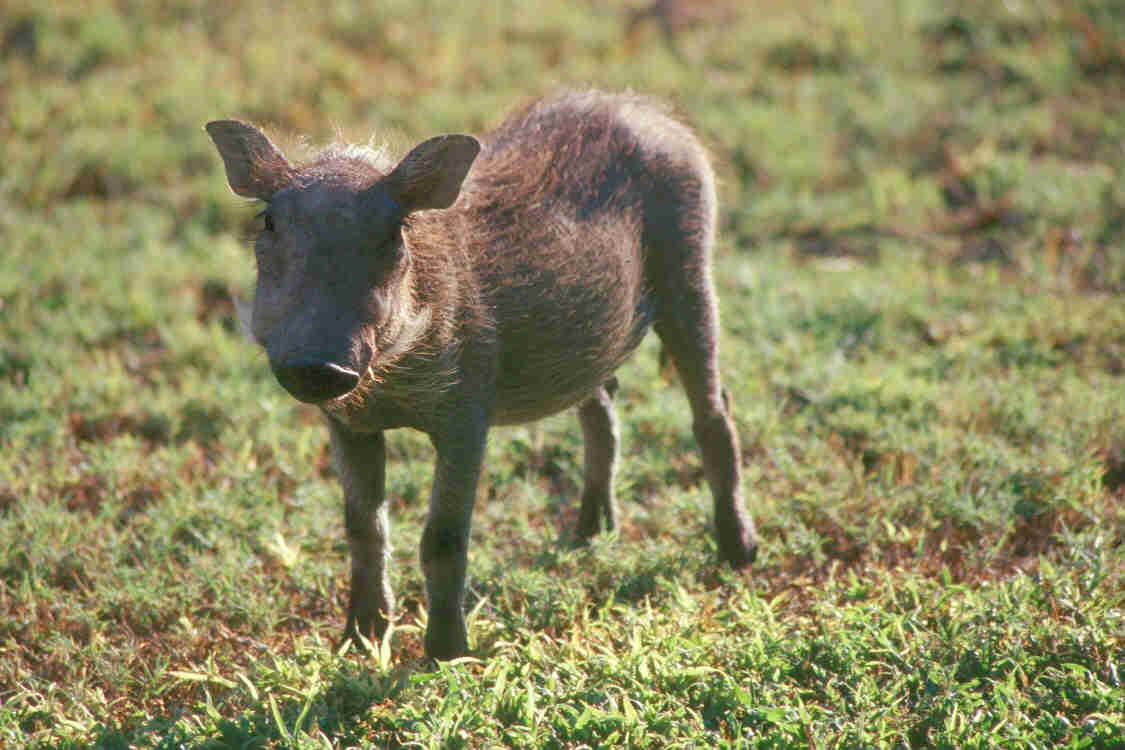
[[328, 422, 394, 650], [575, 377, 620, 542], [421, 404, 490, 660]]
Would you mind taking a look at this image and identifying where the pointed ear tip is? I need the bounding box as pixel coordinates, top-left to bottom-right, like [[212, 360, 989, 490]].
[[204, 120, 238, 143], [205, 119, 261, 139], [434, 133, 480, 153], [449, 134, 481, 163]]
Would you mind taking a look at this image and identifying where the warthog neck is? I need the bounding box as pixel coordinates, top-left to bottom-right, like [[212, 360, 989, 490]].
[[321, 210, 496, 433]]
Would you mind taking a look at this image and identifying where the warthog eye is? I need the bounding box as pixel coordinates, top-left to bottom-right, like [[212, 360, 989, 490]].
[[257, 210, 274, 232]]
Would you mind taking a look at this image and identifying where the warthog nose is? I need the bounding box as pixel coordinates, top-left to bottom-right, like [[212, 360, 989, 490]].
[[273, 360, 360, 403]]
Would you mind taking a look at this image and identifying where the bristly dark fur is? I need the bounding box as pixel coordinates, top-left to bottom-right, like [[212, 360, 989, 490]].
[[388, 89, 715, 425]]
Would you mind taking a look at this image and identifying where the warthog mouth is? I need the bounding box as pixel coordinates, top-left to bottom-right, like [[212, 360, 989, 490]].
[[286, 306, 436, 417], [271, 359, 362, 404]]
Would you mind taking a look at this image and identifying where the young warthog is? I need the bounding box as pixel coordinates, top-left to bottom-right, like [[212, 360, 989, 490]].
[[206, 89, 757, 659]]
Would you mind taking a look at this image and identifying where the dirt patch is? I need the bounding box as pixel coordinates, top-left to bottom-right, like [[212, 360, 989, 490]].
[[69, 411, 172, 445], [0, 485, 16, 514], [196, 278, 239, 333], [60, 475, 109, 514]]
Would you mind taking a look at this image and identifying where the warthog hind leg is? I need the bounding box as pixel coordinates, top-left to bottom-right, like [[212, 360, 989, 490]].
[[575, 376, 620, 543], [655, 299, 758, 568]]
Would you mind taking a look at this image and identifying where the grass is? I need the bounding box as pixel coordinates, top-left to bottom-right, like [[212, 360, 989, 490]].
[[2, 0, 1124, 747]]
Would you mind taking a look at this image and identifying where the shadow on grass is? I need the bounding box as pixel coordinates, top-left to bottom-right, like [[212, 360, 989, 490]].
[[66, 662, 417, 750]]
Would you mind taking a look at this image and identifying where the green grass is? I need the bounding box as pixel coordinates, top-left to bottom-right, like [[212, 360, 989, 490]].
[[3, 0, 1124, 747]]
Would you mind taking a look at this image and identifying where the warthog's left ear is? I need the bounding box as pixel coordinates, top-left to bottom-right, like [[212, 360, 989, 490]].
[[383, 134, 481, 213]]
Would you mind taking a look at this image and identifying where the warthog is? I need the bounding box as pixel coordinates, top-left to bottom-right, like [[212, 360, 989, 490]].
[[206, 89, 757, 660]]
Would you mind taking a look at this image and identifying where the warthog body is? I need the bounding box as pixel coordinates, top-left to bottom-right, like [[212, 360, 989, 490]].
[[207, 89, 757, 659]]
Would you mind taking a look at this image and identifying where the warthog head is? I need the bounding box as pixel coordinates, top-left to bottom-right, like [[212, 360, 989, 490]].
[[206, 121, 479, 403]]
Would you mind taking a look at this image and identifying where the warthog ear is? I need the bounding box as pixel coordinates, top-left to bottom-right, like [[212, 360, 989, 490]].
[[383, 134, 481, 213], [205, 120, 294, 200]]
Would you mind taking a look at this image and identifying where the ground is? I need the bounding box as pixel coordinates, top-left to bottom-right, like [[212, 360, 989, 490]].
[[1, 0, 1123, 747]]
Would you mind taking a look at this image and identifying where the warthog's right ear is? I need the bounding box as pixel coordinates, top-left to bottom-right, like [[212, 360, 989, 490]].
[[205, 120, 294, 200], [383, 134, 481, 213]]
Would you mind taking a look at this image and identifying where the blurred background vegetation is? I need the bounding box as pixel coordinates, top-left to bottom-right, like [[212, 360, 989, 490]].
[[2, 0, 1124, 747], [5, 0, 1124, 261]]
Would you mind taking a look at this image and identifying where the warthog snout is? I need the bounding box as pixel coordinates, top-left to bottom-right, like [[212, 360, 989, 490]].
[[272, 359, 360, 403]]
